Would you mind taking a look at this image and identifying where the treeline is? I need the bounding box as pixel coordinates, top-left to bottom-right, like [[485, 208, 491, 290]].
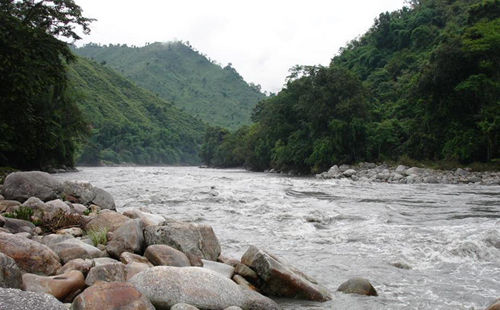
[[201, 0, 499, 173], [0, 0, 92, 170]]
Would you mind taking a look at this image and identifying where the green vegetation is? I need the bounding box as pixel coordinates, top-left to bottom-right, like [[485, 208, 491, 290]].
[[87, 227, 108, 246], [0, 0, 93, 170], [3, 206, 34, 222], [68, 57, 207, 165], [202, 0, 499, 173], [74, 41, 266, 129]]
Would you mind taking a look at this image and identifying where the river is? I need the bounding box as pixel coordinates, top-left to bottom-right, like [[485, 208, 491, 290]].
[[55, 166, 500, 310]]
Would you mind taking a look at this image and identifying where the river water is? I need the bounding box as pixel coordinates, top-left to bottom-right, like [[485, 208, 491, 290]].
[[55, 166, 500, 310]]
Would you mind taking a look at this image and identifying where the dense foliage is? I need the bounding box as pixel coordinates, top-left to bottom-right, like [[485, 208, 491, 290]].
[[74, 42, 266, 129], [68, 57, 207, 165], [0, 0, 93, 170], [202, 0, 499, 173]]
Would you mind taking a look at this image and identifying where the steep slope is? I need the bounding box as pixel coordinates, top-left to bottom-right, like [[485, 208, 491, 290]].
[[68, 56, 206, 165], [74, 42, 266, 129]]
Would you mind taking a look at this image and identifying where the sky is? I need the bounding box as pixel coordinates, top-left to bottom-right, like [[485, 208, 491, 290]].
[[74, 0, 408, 93]]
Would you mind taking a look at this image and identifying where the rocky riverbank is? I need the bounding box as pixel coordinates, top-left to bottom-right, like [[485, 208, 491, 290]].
[[0, 171, 386, 310], [315, 163, 500, 185]]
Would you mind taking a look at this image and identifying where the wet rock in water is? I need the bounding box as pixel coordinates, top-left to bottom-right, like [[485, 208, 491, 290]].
[[48, 238, 105, 264], [201, 259, 234, 278], [343, 169, 357, 177], [22, 270, 85, 300], [390, 262, 412, 270], [144, 222, 221, 261], [57, 258, 94, 276], [337, 277, 378, 296], [3, 217, 35, 234], [106, 219, 145, 259], [129, 266, 280, 310], [241, 245, 331, 301], [144, 244, 190, 267], [123, 209, 166, 226], [1, 171, 62, 202], [0, 287, 67, 310], [0, 252, 22, 288], [72, 281, 155, 310], [486, 299, 500, 310], [0, 199, 21, 213], [120, 252, 153, 266], [85, 210, 129, 232], [0, 232, 61, 275], [85, 262, 126, 286], [170, 303, 200, 310]]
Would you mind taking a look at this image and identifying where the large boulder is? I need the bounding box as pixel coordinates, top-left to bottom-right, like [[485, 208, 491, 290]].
[[0, 287, 67, 310], [144, 244, 190, 267], [2, 217, 35, 234], [106, 219, 145, 258], [85, 262, 127, 286], [72, 281, 155, 310], [486, 299, 500, 310], [201, 259, 234, 279], [62, 181, 116, 210], [48, 238, 105, 264], [0, 232, 61, 275], [337, 277, 378, 296], [0, 252, 22, 288], [1, 171, 62, 202], [123, 209, 166, 226], [85, 211, 129, 233], [144, 222, 221, 261], [241, 246, 331, 301], [129, 266, 280, 310], [22, 270, 85, 300], [41, 199, 71, 222], [0, 200, 20, 213]]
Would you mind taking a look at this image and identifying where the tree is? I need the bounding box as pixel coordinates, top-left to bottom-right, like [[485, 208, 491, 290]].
[[0, 0, 93, 169]]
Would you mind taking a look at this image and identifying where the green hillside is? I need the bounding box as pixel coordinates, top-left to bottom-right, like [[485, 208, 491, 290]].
[[68, 56, 206, 165], [201, 0, 499, 173], [74, 42, 266, 129]]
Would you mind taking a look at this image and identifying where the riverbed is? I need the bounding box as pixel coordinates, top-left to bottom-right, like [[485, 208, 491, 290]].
[[55, 166, 500, 310]]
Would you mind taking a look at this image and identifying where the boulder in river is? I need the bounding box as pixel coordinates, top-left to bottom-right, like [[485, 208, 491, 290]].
[[123, 209, 166, 226], [128, 266, 280, 310], [22, 270, 85, 300], [337, 277, 378, 296], [62, 181, 116, 210], [106, 219, 145, 258], [0, 232, 61, 275], [0, 252, 22, 288], [0, 287, 67, 310], [241, 245, 331, 302], [1, 171, 62, 202], [201, 259, 234, 278], [72, 281, 155, 310], [144, 222, 221, 262], [85, 210, 129, 233]]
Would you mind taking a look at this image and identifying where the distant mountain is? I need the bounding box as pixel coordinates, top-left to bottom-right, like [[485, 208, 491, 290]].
[[68, 56, 206, 165], [74, 42, 266, 129]]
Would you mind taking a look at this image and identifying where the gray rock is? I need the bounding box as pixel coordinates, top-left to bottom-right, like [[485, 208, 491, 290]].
[[70, 203, 88, 215], [0, 199, 21, 213], [0, 194, 3, 200], [62, 181, 96, 205], [225, 307, 243, 310], [337, 277, 378, 296], [395, 165, 407, 173], [171, 303, 200, 310], [92, 187, 116, 210], [57, 258, 94, 276], [85, 263, 126, 286], [405, 167, 424, 175], [339, 164, 351, 172], [233, 274, 258, 292], [125, 262, 151, 281], [92, 257, 121, 266], [201, 259, 234, 278], [144, 222, 221, 261], [122, 209, 166, 226], [343, 169, 357, 177], [85, 211, 129, 233], [144, 244, 190, 267], [120, 252, 153, 266], [129, 266, 280, 310], [0, 287, 67, 310], [1, 171, 62, 202], [0, 232, 61, 275], [0, 252, 22, 288], [41, 233, 75, 247], [48, 238, 104, 264], [241, 245, 331, 301], [3, 217, 35, 234], [106, 219, 144, 259], [41, 199, 71, 222]]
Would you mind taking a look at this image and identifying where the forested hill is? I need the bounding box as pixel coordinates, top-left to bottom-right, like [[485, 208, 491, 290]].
[[73, 42, 266, 130], [68, 56, 206, 165], [201, 0, 499, 173]]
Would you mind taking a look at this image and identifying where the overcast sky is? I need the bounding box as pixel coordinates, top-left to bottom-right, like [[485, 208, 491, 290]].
[[75, 0, 407, 93]]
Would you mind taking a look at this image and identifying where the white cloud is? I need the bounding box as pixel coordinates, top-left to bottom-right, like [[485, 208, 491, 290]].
[[75, 0, 407, 93]]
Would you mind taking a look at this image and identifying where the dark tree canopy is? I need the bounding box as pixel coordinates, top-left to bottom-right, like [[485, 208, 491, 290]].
[[0, 0, 93, 170]]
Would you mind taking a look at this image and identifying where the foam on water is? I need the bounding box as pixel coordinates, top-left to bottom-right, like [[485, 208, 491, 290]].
[[56, 166, 500, 309]]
